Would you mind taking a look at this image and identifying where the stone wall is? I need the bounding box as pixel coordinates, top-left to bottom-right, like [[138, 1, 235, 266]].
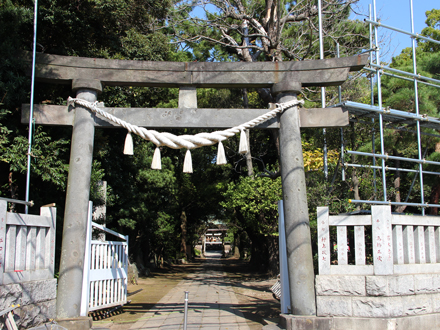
[[316, 274, 440, 318], [0, 279, 57, 329]]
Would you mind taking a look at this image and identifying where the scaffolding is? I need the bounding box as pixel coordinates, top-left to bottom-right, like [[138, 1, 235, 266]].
[[336, 0, 440, 215]]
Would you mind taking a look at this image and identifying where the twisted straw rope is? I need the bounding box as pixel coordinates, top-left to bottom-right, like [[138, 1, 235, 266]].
[[67, 97, 304, 150]]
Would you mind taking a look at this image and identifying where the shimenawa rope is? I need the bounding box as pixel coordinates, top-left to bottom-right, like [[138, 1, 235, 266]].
[[67, 97, 304, 172]]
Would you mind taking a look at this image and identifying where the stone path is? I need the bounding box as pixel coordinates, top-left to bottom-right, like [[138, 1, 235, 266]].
[[128, 252, 251, 330]]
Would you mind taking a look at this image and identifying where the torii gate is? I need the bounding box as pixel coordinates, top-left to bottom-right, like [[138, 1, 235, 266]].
[[22, 52, 368, 328]]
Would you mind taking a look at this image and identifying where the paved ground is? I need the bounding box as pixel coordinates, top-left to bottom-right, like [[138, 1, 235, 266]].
[[94, 252, 281, 330]]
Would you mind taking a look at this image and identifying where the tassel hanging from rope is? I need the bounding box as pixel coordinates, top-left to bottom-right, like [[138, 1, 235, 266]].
[[151, 147, 162, 170], [216, 141, 227, 165], [123, 132, 134, 155], [239, 129, 249, 154], [183, 149, 193, 173]]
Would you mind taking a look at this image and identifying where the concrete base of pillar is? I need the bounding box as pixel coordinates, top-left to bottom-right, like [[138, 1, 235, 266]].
[[56, 317, 93, 330], [280, 313, 440, 330]]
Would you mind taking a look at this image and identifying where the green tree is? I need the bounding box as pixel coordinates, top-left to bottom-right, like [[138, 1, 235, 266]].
[[220, 173, 282, 274]]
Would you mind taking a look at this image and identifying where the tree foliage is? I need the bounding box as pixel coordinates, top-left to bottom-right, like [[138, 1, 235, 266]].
[[6, 0, 439, 276]]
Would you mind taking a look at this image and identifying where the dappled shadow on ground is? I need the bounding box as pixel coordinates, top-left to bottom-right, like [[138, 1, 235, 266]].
[[92, 255, 280, 329]]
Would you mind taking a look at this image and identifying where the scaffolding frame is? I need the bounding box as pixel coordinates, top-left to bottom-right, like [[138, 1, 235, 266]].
[[338, 0, 440, 214]]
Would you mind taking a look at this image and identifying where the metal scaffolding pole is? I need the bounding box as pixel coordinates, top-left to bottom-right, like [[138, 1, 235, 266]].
[[345, 1, 440, 213], [369, 63, 440, 86], [348, 199, 440, 209], [369, 4, 377, 196], [344, 163, 440, 177], [410, 0, 425, 215], [373, 0, 387, 201], [346, 150, 440, 167], [364, 19, 440, 46], [25, 0, 38, 214], [337, 43, 345, 181], [364, 67, 440, 89], [318, 0, 328, 179]]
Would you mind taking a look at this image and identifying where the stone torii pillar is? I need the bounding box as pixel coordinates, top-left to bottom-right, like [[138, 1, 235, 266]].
[[56, 79, 102, 328], [272, 81, 316, 315]]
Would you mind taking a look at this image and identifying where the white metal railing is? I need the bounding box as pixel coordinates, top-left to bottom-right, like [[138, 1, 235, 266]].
[[81, 202, 128, 315], [317, 205, 440, 276], [0, 200, 56, 285]]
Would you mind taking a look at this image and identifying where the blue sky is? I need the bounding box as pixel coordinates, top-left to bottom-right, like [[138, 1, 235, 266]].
[[351, 0, 439, 62], [190, 0, 439, 63]]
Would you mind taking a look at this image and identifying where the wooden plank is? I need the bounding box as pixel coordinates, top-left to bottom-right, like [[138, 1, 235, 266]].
[[354, 226, 366, 265], [88, 266, 128, 282], [91, 240, 126, 246], [425, 226, 436, 263], [403, 225, 415, 264], [6, 311, 19, 330], [94, 281, 98, 308], [99, 279, 103, 306], [329, 214, 371, 226], [124, 239, 128, 268], [91, 244, 96, 270], [0, 201, 7, 285], [393, 225, 405, 265], [337, 226, 348, 265], [88, 300, 125, 312], [22, 104, 349, 129], [414, 225, 426, 264], [372, 205, 393, 275], [317, 207, 331, 274]]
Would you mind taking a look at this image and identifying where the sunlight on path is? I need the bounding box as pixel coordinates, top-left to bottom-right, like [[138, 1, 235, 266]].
[[129, 253, 251, 330]]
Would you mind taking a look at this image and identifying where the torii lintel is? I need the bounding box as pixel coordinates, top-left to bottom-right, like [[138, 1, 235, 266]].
[[25, 52, 368, 88]]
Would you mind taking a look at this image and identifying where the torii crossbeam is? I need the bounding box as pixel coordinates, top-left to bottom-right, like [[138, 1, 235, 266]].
[[22, 52, 368, 328]]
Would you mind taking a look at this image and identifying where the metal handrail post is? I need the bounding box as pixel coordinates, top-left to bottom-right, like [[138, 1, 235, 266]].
[[183, 291, 189, 330]]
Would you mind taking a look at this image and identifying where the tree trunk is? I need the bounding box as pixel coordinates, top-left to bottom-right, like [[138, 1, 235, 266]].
[[350, 123, 360, 210], [245, 130, 254, 177], [393, 156, 407, 213], [180, 210, 187, 258], [267, 235, 279, 276], [8, 172, 18, 212], [233, 232, 240, 257], [242, 89, 254, 177], [430, 182, 440, 215]]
